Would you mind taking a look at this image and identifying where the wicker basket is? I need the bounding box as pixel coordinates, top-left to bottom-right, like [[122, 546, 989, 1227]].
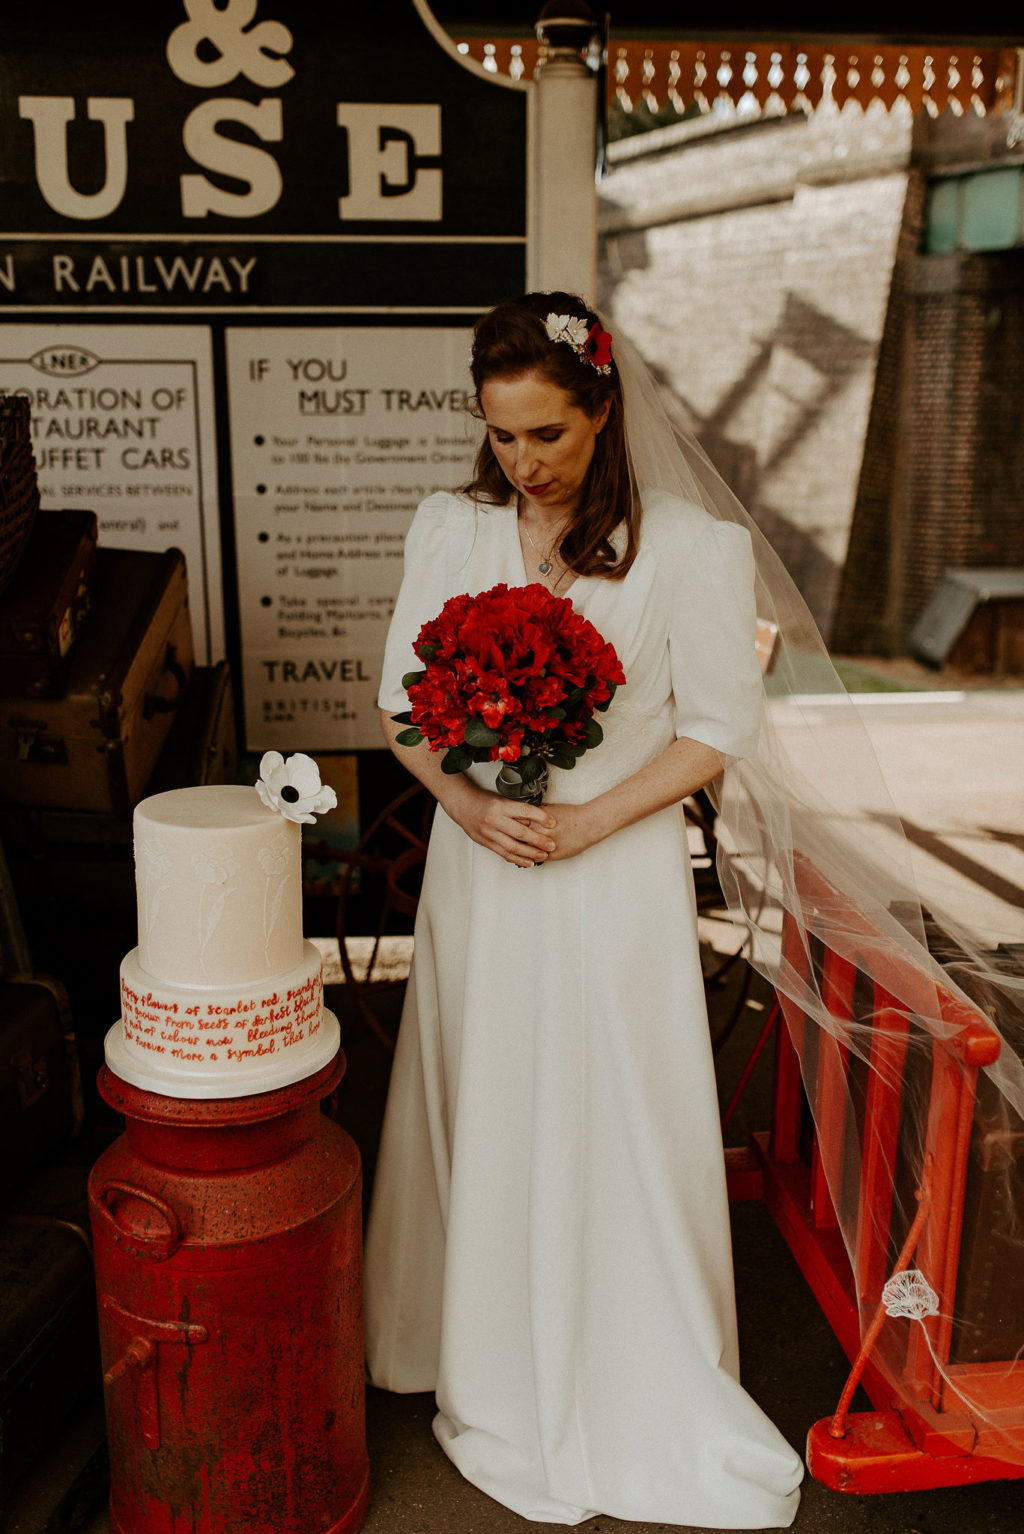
[[0, 394, 41, 597]]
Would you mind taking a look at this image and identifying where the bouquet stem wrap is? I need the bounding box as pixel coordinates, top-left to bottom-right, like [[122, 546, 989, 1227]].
[[495, 759, 549, 807]]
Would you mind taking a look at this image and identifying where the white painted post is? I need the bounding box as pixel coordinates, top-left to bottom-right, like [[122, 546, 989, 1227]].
[[528, 41, 598, 301]]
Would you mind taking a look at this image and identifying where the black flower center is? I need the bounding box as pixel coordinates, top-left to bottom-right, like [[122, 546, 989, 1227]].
[[280, 785, 300, 803]]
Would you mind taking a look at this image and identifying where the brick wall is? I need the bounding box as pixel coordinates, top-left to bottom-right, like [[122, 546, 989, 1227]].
[[599, 106, 1024, 655], [829, 170, 928, 653], [833, 212, 1024, 652], [599, 106, 914, 640], [903, 251, 1024, 623]]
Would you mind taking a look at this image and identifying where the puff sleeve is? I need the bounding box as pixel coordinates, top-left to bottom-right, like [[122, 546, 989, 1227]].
[[377, 493, 475, 713], [668, 518, 763, 760]]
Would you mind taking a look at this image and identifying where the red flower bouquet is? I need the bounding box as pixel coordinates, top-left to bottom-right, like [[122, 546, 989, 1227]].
[[392, 583, 625, 804]]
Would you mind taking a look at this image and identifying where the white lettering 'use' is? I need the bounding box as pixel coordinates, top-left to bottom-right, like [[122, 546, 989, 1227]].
[[18, 97, 135, 220], [336, 105, 442, 221]]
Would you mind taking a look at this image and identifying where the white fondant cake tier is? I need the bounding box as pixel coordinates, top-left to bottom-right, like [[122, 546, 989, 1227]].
[[107, 940, 339, 1097], [120, 939, 322, 1055], [105, 783, 339, 1099], [133, 786, 304, 987]]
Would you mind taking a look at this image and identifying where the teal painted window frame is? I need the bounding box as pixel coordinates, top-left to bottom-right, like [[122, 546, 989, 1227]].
[[925, 166, 1024, 254]]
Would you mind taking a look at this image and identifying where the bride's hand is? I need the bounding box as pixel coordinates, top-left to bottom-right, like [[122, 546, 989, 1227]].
[[542, 801, 600, 862], [445, 780, 556, 867]]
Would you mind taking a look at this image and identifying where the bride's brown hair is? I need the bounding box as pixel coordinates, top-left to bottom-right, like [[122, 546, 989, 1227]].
[[465, 291, 638, 581]]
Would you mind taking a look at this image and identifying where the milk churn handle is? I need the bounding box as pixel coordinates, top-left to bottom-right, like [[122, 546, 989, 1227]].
[[97, 1179, 184, 1261]]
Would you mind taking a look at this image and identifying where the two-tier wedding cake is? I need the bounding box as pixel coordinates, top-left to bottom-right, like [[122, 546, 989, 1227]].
[[104, 756, 340, 1098]]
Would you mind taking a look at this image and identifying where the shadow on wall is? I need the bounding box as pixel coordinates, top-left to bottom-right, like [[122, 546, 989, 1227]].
[[598, 98, 903, 649], [603, 270, 862, 634]]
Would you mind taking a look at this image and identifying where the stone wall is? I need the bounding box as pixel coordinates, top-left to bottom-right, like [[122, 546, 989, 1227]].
[[598, 105, 915, 642]]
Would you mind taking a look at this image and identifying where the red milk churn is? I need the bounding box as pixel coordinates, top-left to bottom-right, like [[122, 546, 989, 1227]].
[[88, 1056, 370, 1534]]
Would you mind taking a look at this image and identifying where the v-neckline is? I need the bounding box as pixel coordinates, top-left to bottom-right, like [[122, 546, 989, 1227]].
[[510, 501, 578, 601]]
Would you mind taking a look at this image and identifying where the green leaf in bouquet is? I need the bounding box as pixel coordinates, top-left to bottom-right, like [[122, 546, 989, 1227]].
[[596, 680, 618, 710], [395, 727, 424, 747], [464, 717, 501, 748], [583, 717, 604, 747], [391, 710, 413, 724], [549, 744, 578, 769], [402, 669, 427, 689], [442, 746, 473, 773], [415, 642, 438, 663]]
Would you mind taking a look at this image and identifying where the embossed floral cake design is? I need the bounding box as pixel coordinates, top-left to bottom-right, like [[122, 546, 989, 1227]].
[[137, 837, 172, 934], [258, 834, 291, 967], [192, 843, 240, 977]]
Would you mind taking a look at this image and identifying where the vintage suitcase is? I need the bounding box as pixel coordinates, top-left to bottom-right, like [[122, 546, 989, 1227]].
[[0, 508, 98, 698], [0, 665, 237, 1043], [0, 1166, 100, 1511], [0, 394, 39, 599], [0, 974, 82, 1199], [0, 664, 238, 946], [0, 546, 193, 814], [148, 659, 238, 793]]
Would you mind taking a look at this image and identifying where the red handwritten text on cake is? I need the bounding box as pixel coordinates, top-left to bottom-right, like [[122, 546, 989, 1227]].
[[120, 974, 322, 1065]]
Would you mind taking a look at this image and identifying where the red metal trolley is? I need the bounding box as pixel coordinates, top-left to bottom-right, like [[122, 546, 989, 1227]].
[[729, 855, 1024, 1493]]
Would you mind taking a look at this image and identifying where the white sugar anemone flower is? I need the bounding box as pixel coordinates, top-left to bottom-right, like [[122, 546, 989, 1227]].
[[256, 751, 337, 824]]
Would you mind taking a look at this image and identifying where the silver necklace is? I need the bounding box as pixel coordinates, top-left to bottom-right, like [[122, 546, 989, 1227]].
[[521, 514, 562, 576]]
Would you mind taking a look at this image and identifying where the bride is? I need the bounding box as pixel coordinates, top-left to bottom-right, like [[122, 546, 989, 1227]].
[[363, 290, 804, 1527]]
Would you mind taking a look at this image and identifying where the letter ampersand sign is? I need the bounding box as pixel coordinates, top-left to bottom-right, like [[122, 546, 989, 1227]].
[[166, 0, 295, 89]]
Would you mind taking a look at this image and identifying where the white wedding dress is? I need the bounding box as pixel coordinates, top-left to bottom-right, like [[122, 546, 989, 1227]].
[[364, 491, 804, 1528]]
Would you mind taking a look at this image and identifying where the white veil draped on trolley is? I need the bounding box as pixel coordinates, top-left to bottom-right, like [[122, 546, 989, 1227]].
[[611, 319, 1024, 1461]]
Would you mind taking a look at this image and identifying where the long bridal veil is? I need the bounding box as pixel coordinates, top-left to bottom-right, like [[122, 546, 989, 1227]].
[[612, 319, 1024, 1462]]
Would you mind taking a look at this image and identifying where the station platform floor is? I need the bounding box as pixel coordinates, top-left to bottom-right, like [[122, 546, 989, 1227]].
[[4, 682, 1022, 1534]]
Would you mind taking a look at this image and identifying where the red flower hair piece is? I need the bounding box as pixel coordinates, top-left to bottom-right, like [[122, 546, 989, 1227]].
[[585, 323, 613, 370], [543, 312, 614, 375]]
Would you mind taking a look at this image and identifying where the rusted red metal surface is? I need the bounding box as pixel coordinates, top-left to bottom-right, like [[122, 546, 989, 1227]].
[[89, 1057, 370, 1534], [749, 855, 1024, 1493]]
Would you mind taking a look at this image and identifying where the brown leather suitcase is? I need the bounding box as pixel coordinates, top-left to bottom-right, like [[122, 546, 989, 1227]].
[[0, 664, 237, 1045], [0, 974, 83, 1199], [0, 394, 40, 599], [0, 509, 98, 698], [0, 1165, 100, 1511], [0, 547, 193, 813], [147, 659, 237, 794]]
